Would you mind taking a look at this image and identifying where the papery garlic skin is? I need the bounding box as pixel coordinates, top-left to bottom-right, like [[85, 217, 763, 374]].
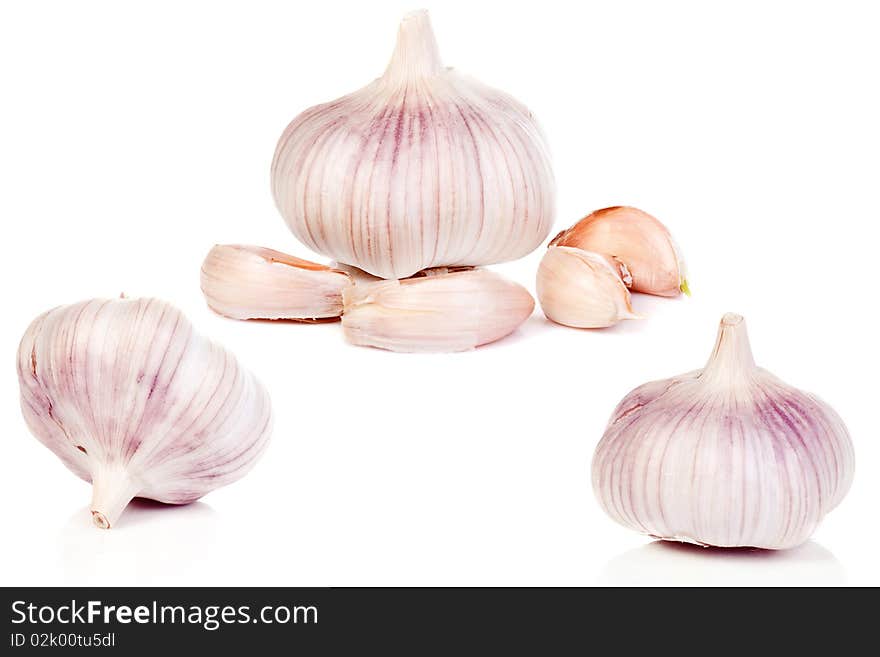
[[592, 313, 854, 549], [342, 268, 534, 352], [17, 298, 272, 529], [536, 246, 639, 328], [329, 262, 383, 286], [201, 244, 352, 320], [271, 10, 555, 280], [551, 206, 687, 297]]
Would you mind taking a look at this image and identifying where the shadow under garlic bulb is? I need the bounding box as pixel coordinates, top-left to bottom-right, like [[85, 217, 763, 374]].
[[271, 10, 555, 280], [17, 297, 272, 529], [591, 313, 854, 549]]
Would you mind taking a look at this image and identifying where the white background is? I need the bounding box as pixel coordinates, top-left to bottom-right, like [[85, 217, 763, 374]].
[[1, 0, 877, 586]]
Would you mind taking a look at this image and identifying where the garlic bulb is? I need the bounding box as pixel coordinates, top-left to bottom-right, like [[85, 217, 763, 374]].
[[201, 244, 352, 320], [592, 313, 854, 549], [536, 246, 639, 328], [551, 206, 688, 297], [17, 298, 272, 529], [271, 10, 555, 280], [342, 268, 534, 352]]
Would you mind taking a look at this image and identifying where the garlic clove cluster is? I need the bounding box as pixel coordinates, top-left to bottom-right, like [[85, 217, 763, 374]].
[[271, 10, 555, 280], [591, 313, 854, 549], [200, 244, 352, 321], [537, 205, 687, 329], [17, 297, 272, 529], [550, 206, 687, 297], [341, 268, 535, 352], [201, 244, 534, 353], [536, 246, 640, 328]]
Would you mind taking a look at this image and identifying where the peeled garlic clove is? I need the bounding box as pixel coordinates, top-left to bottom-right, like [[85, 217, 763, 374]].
[[17, 298, 272, 529], [271, 10, 556, 280], [536, 246, 639, 328], [200, 244, 352, 320], [342, 268, 534, 352], [592, 313, 854, 549], [550, 206, 687, 297]]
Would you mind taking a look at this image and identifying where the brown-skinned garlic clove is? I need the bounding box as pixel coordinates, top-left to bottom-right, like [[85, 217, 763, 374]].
[[17, 297, 272, 529], [341, 268, 534, 352], [200, 244, 352, 321], [536, 246, 640, 328], [591, 313, 854, 550], [550, 206, 688, 297]]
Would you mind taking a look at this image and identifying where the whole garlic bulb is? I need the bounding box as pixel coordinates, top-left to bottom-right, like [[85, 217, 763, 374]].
[[17, 298, 272, 529], [592, 313, 854, 549], [271, 10, 555, 280]]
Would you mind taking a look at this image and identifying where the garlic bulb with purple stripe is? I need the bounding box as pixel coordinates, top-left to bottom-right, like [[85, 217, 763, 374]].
[[271, 10, 555, 280], [17, 298, 272, 529], [592, 313, 854, 549]]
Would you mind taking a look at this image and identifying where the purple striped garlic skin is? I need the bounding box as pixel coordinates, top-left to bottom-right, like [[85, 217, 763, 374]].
[[591, 313, 854, 549], [271, 10, 555, 280], [17, 298, 272, 529]]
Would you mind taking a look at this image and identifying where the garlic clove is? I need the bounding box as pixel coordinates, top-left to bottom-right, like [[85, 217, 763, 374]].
[[200, 244, 352, 321], [17, 297, 272, 529], [271, 10, 555, 280], [591, 313, 855, 549], [550, 206, 687, 297], [341, 268, 534, 352], [536, 246, 640, 328]]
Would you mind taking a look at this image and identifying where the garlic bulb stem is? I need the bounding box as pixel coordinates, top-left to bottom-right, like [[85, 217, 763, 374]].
[[383, 10, 443, 83], [90, 464, 140, 529], [699, 312, 757, 387]]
